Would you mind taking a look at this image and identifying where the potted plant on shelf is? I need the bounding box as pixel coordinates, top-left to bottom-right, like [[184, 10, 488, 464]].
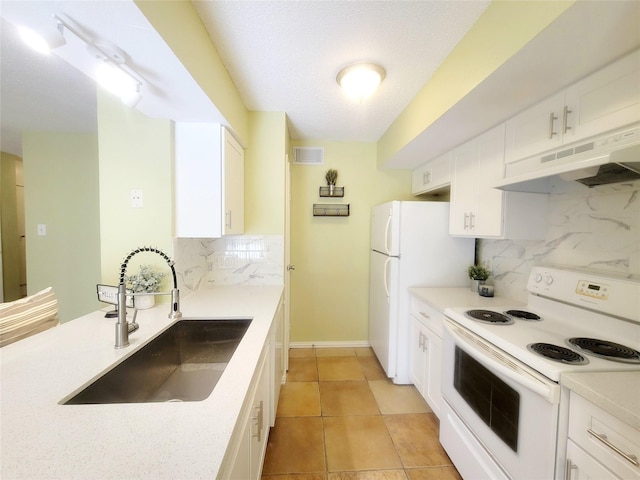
[[467, 264, 490, 293], [325, 169, 338, 195], [125, 264, 167, 309]]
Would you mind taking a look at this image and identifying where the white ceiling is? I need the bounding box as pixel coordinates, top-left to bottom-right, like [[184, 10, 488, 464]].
[[192, 0, 490, 142], [1, 1, 639, 170]]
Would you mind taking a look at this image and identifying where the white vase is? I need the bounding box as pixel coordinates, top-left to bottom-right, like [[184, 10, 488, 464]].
[[471, 279, 486, 292], [134, 294, 155, 310]]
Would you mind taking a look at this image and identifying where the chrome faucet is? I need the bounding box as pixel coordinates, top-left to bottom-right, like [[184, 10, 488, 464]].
[[115, 246, 182, 348]]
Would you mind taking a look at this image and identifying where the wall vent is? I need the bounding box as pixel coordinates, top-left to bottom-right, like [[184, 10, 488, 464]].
[[293, 147, 324, 165]]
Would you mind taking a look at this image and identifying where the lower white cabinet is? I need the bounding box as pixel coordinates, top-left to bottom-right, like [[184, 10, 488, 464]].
[[564, 392, 640, 480], [409, 295, 444, 417], [225, 345, 271, 480]]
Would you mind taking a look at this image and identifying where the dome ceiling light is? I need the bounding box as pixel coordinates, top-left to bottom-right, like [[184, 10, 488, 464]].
[[336, 63, 385, 102]]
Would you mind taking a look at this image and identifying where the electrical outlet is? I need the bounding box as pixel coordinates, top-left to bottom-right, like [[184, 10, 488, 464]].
[[130, 189, 143, 208], [37, 224, 47, 236]]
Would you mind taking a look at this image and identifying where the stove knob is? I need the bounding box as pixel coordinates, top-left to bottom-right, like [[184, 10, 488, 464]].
[[545, 275, 554, 285], [534, 273, 543, 283]]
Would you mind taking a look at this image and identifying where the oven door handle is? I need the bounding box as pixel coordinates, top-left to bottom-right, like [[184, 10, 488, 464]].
[[445, 321, 560, 404]]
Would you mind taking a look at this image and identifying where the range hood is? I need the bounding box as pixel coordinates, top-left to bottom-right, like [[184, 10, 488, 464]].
[[495, 125, 640, 192]]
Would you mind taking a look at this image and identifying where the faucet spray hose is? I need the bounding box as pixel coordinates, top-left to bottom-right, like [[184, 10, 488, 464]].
[[118, 246, 178, 289]]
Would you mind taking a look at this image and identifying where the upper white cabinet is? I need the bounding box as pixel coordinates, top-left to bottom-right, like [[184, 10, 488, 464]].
[[450, 124, 547, 239], [412, 153, 451, 195], [174, 123, 244, 238], [505, 50, 640, 164]]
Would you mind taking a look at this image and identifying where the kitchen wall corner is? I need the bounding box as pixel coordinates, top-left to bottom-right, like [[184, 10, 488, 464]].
[[174, 235, 284, 294], [479, 179, 640, 302]]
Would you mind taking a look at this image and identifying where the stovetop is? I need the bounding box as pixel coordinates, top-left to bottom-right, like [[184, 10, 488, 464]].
[[444, 266, 640, 382]]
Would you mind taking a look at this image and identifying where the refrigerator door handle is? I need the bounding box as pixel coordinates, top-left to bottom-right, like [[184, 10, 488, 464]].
[[384, 213, 392, 255], [383, 257, 391, 300]]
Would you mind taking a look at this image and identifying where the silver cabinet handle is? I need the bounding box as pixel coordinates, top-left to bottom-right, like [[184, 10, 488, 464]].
[[548, 112, 558, 139], [418, 332, 425, 350], [419, 312, 430, 320], [565, 459, 577, 480], [562, 106, 572, 134], [463, 213, 470, 230], [587, 429, 640, 466], [469, 213, 475, 229], [225, 210, 232, 229], [251, 400, 264, 442]]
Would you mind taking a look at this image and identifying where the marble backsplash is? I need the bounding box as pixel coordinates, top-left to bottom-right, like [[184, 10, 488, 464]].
[[173, 235, 284, 295], [479, 179, 640, 302]]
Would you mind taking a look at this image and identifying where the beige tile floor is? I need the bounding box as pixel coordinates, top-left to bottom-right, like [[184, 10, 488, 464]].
[[261, 347, 461, 480]]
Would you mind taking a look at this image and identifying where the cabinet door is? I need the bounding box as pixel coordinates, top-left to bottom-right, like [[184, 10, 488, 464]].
[[473, 124, 506, 237], [222, 128, 245, 235], [409, 317, 426, 396], [566, 440, 621, 480], [249, 348, 270, 480], [412, 163, 431, 195], [504, 92, 565, 164], [424, 330, 443, 418], [449, 141, 478, 236], [174, 123, 223, 238], [564, 50, 640, 145], [411, 153, 451, 195]]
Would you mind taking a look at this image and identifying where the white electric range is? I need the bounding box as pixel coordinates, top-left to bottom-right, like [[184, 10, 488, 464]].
[[439, 265, 640, 480]]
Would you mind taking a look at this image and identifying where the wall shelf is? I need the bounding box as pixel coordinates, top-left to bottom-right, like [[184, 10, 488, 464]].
[[313, 204, 350, 217], [319, 186, 344, 197]]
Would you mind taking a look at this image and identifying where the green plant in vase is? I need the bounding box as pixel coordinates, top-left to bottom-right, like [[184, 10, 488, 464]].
[[125, 264, 167, 309], [467, 264, 490, 293], [325, 169, 338, 195]]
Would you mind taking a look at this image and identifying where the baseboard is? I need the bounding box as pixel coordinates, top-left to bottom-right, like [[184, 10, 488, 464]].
[[290, 340, 371, 349]]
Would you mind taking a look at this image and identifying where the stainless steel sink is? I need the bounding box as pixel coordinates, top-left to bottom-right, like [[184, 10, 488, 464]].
[[62, 319, 251, 404]]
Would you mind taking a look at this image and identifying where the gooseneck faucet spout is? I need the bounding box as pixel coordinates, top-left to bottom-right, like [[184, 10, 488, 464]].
[[115, 246, 182, 349]]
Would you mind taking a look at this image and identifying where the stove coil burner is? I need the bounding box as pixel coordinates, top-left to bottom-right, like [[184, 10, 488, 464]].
[[567, 338, 640, 364], [527, 343, 589, 365], [464, 310, 513, 325], [505, 309, 541, 321]]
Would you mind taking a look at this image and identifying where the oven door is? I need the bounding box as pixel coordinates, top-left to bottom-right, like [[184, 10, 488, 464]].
[[441, 319, 561, 480]]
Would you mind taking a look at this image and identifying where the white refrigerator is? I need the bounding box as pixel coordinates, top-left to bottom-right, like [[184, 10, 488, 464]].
[[369, 201, 474, 384]]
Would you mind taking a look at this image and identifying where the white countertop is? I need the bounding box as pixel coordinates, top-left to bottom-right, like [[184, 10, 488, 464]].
[[0, 285, 283, 480], [562, 371, 640, 430], [409, 286, 524, 313]]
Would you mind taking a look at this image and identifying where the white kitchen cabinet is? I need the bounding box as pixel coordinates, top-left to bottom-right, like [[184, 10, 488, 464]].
[[174, 123, 244, 238], [270, 297, 285, 426], [409, 294, 444, 418], [224, 344, 271, 480], [412, 153, 451, 195], [564, 392, 640, 480], [449, 124, 548, 239], [505, 50, 640, 165]]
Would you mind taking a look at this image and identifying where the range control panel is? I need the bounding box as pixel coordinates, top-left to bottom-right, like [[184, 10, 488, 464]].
[[527, 266, 639, 321], [576, 280, 610, 300]]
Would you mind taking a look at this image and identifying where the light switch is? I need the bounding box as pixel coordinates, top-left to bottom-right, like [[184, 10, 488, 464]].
[[37, 224, 46, 236]]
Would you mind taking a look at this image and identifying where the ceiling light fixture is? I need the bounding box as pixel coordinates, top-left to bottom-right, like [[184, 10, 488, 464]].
[[52, 14, 143, 107], [336, 63, 386, 102]]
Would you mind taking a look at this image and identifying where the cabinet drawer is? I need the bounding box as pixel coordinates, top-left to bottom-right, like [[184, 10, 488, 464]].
[[568, 393, 640, 480], [410, 296, 444, 337]]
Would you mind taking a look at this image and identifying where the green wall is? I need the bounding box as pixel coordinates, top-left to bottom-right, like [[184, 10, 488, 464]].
[[245, 112, 288, 235], [22, 132, 101, 322], [289, 141, 413, 343], [1, 151, 23, 301], [97, 90, 174, 287]]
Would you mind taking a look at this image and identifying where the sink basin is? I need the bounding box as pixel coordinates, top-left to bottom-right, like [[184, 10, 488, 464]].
[[62, 319, 251, 404]]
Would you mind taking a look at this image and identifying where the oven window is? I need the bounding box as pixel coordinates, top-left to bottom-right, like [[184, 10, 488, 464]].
[[454, 347, 520, 452]]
